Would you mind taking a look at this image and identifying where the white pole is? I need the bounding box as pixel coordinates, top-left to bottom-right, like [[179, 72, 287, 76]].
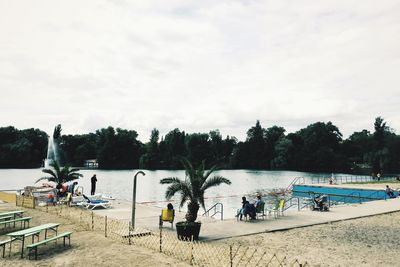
[[132, 171, 145, 230]]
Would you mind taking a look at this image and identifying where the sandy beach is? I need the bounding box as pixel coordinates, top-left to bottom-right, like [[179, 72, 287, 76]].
[[215, 210, 400, 266], [1, 190, 400, 266], [0, 201, 189, 267]]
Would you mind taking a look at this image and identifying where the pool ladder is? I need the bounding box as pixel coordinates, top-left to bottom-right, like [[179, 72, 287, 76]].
[[202, 202, 224, 221]]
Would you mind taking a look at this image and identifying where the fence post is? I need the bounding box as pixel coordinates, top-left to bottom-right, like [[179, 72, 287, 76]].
[[105, 216, 107, 237], [189, 236, 194, 265], [91, 211, 94, 231], [128, 222, 132, 245], [230, 244, 233, 267], [159, 228, 162, 253]]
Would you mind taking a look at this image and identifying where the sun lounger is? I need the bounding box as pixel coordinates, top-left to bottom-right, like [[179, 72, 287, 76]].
[[76, 194, 111, 210], [81, 199, 111, 210]]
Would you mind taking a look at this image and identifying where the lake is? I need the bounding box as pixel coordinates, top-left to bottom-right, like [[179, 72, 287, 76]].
[[0, 168, 338, 218]]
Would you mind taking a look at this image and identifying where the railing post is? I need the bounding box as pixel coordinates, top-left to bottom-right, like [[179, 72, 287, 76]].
[[298, 198, 300, 211]]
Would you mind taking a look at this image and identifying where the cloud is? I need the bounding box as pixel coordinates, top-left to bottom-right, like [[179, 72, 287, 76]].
[[0, 0, 399, 141]]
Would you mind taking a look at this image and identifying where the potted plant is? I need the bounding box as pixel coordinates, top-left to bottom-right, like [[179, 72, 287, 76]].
[[160, 158, 231, 240]]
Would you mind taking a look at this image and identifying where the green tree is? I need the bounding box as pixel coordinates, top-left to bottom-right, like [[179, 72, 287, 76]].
[[160, 158, 231, 222]]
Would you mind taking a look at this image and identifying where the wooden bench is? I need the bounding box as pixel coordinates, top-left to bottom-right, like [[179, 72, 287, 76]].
[[27, 232, 72, 260], [0, 239, 11, 258], [0, 216, 13, 222], [0, 217, 31, 229]]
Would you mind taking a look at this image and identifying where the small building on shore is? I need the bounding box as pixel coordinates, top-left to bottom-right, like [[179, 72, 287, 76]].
[[84, 159, 98, 169]]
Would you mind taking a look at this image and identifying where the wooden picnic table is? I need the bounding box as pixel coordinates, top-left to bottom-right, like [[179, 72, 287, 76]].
[[0, 210, 25, 228], [0, 210, 24, 219], [7, 223, 60, 258]]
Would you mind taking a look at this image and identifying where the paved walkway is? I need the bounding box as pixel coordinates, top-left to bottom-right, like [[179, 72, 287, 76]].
[[94, 197, 400, 241]]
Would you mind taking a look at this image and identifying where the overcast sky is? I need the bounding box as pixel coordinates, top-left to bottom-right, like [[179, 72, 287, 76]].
[[0, 0, 399, 142]]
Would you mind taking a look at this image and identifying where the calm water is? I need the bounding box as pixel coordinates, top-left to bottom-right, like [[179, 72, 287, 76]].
[[0, 169, 334, 218]]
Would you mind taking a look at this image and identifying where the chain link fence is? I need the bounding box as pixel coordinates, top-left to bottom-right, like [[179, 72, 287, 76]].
[[36, 205, 311, 267]]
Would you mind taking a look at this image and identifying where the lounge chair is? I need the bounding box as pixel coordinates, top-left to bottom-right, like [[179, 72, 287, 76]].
[[81, 195, 111, 210], [255, 201, 266, 220], [267, 199, 285, 219], [159, 209, 174, 228]]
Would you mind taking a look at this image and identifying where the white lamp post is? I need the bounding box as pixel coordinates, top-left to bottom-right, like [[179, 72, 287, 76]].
[[131, 171, 145, 230]]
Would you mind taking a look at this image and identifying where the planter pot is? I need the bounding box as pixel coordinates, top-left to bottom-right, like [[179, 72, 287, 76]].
[[175, 221, 201, 241]]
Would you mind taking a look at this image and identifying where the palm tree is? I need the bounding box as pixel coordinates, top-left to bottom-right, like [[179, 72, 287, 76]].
[[160, 158, 231, 222], [36, 161, 83, 187]]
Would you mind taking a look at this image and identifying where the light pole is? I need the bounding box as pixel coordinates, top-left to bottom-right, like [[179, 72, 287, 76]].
[[131, 170, 145, 230]]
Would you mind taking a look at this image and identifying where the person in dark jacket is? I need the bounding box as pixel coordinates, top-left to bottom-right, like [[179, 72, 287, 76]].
[[90, 174, 97, 195]]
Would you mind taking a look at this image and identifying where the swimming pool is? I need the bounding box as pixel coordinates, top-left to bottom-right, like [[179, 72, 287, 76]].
[[292, 184, 398, 204]]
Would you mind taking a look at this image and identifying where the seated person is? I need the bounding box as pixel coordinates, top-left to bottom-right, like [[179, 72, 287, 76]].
[[243, 202, 256, 220], [237, 196, 249, 221], [386, 185, 395, 198], [255, 195, 265, 212], [69, 181, 78, 196]]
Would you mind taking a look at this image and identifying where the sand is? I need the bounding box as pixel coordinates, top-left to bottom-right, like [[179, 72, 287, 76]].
[[0, 202, 189, 267], [2, 194, 400, 266], [216, 211, 400, 266]]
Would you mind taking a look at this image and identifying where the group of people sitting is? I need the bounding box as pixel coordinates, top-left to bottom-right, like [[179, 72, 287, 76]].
[[236, 195, 265, 220], [56, 181, 79, 197]]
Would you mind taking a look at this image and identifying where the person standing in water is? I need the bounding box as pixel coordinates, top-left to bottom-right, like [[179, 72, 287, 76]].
[[90, 174, 97, 195]]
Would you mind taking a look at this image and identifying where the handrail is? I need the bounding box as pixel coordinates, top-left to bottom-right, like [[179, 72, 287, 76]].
[[202, 202, 224, 221], [286, 177, 305, 191], [310, 175, 375, 185], [282, 196, 301, 211]]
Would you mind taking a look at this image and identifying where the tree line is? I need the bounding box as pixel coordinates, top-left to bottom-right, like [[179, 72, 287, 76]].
[[0, 117, 399, 174]]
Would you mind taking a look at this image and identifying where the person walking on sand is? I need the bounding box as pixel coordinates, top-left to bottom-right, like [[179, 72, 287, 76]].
[[91, 174, 97, 195]]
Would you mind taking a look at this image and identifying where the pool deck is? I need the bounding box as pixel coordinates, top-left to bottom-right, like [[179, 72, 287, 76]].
[[95, 194, 400, 241]]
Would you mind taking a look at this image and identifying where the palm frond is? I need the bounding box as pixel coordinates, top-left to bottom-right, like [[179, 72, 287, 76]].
[[164, 183, 180, 199], [160, 177, 181, 185], [198, 195, 206, 211], [201, 176, 231, 192], [41, 169, 57, 179], [179, 192, 188, 208], [35, 176, 56, 184], [68, 168, 81, 174], [203, 164, 218, 181]]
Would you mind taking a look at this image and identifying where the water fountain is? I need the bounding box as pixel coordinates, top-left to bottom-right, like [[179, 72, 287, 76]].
[[43, 134, 59, 168]]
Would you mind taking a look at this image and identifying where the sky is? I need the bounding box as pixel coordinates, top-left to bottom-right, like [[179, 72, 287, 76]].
[[0, 0, 399, 142]]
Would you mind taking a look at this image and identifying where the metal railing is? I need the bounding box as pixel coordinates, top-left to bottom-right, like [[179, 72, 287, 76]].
[[282, 196, 301, 211], [202, 202, 224, 221], [310, 175, 399, 185], [286, 177, 306, 191]]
